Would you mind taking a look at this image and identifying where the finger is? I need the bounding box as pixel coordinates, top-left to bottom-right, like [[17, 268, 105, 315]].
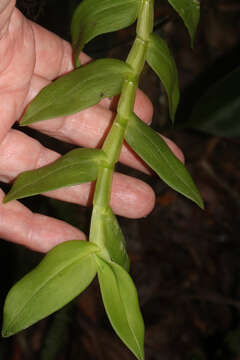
[[0, 129, 155, 218], [0, 189, 86, 253]]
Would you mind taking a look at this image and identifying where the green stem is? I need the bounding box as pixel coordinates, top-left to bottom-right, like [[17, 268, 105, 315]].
[[89, 0, 154, 246]]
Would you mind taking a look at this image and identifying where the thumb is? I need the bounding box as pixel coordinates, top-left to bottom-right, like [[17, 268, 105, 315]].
[[0, 0, 15, 39]]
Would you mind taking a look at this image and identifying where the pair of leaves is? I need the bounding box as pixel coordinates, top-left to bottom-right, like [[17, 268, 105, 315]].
[[3, 148, 107, 203], [71, 0, 140, 65], [125, 114, 204, 208], [97, 256, 144, 360], [21, 59, 131, 125], [2, 238, 144, 360], [91, 206, 130, 271], [2, 241, 99, 337], [70, 0, 200, 68]]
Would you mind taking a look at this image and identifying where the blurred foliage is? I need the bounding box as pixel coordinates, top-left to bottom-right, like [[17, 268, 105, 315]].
[[182, 67, 240, 137]]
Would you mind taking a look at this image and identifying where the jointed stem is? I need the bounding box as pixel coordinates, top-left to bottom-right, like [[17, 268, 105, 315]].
[[89, 0, 154, 246]]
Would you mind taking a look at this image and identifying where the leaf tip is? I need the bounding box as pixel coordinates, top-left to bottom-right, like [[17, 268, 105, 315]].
[[2, 195, 11, 204], [1, 326, 7, 338], [169, 111, 176, 125], [1, 321, 14, 338], [193, 193, 204, 210], [75, 56, 81, 68], [190, 34, 196, 50], [19, 119, 30, 127], [199, 198, 205, 210], [135, 346, 145, 360], [1, 330, 8, 338]]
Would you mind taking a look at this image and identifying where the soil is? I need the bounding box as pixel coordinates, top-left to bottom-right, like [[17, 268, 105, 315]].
[[1, 0, 240, 359]]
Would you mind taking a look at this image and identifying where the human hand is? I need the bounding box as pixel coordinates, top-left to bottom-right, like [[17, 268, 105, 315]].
[[0, 0, 183, 252]]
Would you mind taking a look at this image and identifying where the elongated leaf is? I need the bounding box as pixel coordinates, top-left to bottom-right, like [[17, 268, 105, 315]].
[[97, 256, 144, 360], [102, 208, 130, 271], [71, 0, 139, 65], [21, 59, 131, 125], [168, 0, 200, 46], [186, 67, 240, 137], [4, 148, 106, 203], [125, 114, 204, 208], [146, 33, 180, 122], [91, 206, 130, 271], [2, 241, 99, 337]]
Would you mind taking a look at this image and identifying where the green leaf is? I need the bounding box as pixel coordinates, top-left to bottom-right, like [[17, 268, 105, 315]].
[[91, 206, 130, 271], [21, 59, 131, 125], [2, 241, 99, 337], [102, 208, 130, 271], [167, 0, 200, 46], [186, 67, 240, 137], [125, 114, 204, 208], [71, 0, 139, 65], [3, 148, 106, 203], [96, 256, 144, 360], [146, 33, 180, 122]]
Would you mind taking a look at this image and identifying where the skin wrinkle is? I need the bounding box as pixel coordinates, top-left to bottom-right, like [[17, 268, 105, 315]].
[[0, 129, 41, 179], [31, 20, 65, 80], [0, 129, 60, 180], [0, 30, 14, 73], [58, 107, 113, 148], [44, 182, 93, 208], [27, 213, 86, 252], [0, 0, 15, 39], [0, 10, 35, 144], [31, 20, 91, 80], [0, 94, 17, 144], [36, 147, 60, 169], [57, 38, 75, 77], [0, 185, 86, 251], [4, 10, 33, 90], [111, 173, 155, 218]]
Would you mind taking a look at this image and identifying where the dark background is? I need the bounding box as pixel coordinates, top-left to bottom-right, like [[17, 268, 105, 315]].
[[1, 0, 240, 359]]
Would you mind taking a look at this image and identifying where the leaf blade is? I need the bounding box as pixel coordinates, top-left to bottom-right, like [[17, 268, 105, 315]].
[[71, 0, 139, 64], [91, 206, 130, 271], [146, 33, 180, 122], [125, 114, 204, 208], [102, 208, 130, 271], [97, 257, 144, 360], [4, 148, 106, 203], [187, 67, 240, 137], [167, 0, 200, 46], [2, 241, 99, 337], [21, 59, 131, 125]]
